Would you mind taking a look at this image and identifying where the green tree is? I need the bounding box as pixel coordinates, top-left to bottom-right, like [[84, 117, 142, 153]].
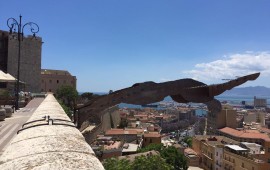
[[103, 155, 172, 170], [80, 92, 94, 100], [56, 85, 78, 108], [138, 143, 163, 153], [103, 158, 131, 170], [183, 137, 192, 147], [79, 92, 100, 103], [131, 155, 172, 170], [160, 146, 188, 170], [58, 100, 72, 118], [55, 85, 78, 118], [138, 144, 188, 170]]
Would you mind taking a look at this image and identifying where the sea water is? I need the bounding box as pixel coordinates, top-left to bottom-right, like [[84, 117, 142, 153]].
[[118, 95, 270, 116]]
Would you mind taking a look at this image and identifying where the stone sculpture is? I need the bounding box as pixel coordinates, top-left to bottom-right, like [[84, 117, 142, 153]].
[[76, 72, 260, 129]]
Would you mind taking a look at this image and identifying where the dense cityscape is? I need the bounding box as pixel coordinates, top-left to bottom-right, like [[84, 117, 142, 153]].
[[76, 94, 269, 169]]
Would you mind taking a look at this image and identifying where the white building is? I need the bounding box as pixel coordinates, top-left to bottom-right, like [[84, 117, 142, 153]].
[[214, 145, 223, 170], [240, 142, 261, 154]]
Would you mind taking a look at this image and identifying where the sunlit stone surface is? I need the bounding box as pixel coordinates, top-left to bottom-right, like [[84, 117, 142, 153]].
[[0, 94, 104, 170]]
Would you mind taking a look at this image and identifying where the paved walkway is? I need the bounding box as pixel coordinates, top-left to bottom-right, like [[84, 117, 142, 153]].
[[0, 97, 44, 155]]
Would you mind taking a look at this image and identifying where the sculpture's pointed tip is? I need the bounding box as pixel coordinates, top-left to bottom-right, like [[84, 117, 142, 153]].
[[248, 72, 260, 80]]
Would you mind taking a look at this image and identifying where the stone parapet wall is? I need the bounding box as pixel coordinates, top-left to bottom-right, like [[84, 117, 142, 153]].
[[0, 94, 104, 170]]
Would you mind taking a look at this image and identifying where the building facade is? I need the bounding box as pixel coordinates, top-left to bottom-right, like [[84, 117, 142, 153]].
[[223, 145, 268, 170], [178, 109, 195, 121], [192, 135, 268, 170], [0, 30, 42, 92], [244, 111, 265, 126], [215, 145, 223, 170], [218, 127, 270, 169], [254, 96, 267, 108], [40, 69, 77, 93], [105, 129, 138, 143], [207, 107, 237, 135], [143, 133, 161, 147]]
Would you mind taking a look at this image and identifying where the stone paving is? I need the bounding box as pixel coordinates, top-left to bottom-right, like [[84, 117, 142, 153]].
[[0, 97, 44, 155]]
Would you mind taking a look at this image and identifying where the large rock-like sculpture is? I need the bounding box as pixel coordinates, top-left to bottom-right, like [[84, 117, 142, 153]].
[[76, 73, 260, 129]]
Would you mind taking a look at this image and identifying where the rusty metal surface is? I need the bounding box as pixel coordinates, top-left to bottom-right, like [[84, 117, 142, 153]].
[[77, 73, 260, 129]]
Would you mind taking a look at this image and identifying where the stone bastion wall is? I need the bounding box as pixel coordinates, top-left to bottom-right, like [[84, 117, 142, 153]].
[[0, 94, 104, 170]]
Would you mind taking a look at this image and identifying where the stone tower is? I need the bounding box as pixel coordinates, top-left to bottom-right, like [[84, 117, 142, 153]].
[[0, 30, 42, 93]]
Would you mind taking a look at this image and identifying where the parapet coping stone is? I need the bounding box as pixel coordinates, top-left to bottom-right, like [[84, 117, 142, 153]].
[[0, 94, 104, 170]]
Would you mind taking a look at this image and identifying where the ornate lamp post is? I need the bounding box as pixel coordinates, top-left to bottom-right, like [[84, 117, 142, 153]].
[[7, 15, 39, 110]]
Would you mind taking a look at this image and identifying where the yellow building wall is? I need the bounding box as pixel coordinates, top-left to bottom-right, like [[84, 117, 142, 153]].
[[223, 150, 268, 170]]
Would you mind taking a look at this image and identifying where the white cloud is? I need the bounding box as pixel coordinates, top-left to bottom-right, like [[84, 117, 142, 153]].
[[184, 52, 270, 83]]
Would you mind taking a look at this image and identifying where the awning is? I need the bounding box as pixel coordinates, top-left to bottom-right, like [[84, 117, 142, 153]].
[[0, 70, 26, 84], [0, 70, 16, 82], [225, 145, 248, 151]]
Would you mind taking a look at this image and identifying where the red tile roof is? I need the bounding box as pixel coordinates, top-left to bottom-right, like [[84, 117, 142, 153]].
[[261, 127, 270, 134], [134, 114, 148, 117], [219, 127, 270, 141], [144, 133, 161, 138], [106, 129, 138, 135], [125, 128, 144, 134], [184, 148, 198, 155]]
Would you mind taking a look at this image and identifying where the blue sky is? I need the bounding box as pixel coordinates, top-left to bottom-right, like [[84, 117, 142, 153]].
[[1, 0, 270, 92]]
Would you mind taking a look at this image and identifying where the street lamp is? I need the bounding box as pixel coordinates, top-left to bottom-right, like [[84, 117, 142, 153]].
[[7, 15, 39, 110]]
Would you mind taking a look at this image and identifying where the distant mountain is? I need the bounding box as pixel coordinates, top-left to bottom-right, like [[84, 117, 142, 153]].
[[222, 86, 270, 96]]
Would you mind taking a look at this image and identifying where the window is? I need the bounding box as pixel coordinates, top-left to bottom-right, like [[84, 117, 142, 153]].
[[268, 148, 270, 153], [242, 163, 244, 168], [49, 80, 52, 83], [216, 152, 218, 156], [57, 80, 59, 83]]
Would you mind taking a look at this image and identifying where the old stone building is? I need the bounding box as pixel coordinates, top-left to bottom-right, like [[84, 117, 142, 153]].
[[192, 135, 268, 170], [254, 96, 267, 108], [40, 69, 77, 93], [207, 105, 237, 135], [0, 30, 42, 92]]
